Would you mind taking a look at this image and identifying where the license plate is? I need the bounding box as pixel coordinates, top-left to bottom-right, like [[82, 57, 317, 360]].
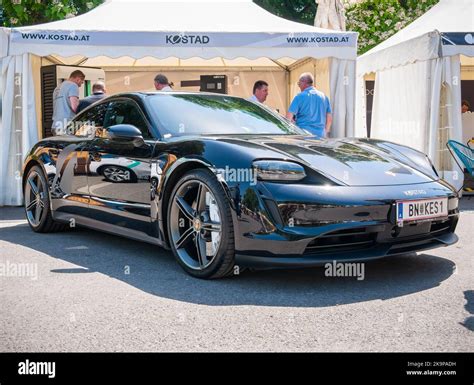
[[396, 198, 448, 223]]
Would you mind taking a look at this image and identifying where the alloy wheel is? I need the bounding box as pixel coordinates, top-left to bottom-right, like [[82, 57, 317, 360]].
[[170, 180, 222, 270], [24, 170, 46, 227]]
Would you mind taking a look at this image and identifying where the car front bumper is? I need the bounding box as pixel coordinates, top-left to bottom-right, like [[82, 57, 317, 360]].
[[231, 181, 460, 267], [235, 231, 458, 268]]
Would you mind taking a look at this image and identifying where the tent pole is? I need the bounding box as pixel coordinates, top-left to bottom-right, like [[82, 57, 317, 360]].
[[269, 60, 290, 111], [74, 57, 89, 66], [44, 55, 64, 65]]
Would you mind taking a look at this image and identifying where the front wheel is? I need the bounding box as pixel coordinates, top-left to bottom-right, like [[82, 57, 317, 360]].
[[24, 165, 67, 233], [167, 169, 236, 279]]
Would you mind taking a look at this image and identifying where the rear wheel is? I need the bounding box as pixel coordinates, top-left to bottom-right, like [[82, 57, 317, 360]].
[[24, 165, 67, 233], [167, 169, 236, 279]]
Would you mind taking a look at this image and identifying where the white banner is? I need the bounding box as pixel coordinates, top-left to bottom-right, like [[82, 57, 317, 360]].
[[11, 29, 357, 49]]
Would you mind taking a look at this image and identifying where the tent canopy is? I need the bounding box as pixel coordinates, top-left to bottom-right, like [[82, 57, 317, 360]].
[[46, 55, 294, 69], [0, 0, 359, 206], [1, 0, 357, 63], [358, 0, 474, 75], [355, 0, 474, 193]]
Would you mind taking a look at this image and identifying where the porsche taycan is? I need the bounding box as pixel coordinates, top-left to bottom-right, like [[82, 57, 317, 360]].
[[22, 92, 459, 279]]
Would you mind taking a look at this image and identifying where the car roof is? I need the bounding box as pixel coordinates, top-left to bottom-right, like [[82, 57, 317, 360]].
[[109, 91, 242, 99]]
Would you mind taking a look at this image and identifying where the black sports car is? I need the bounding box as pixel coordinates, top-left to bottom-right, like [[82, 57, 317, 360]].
[[22, 92, 459, 279]]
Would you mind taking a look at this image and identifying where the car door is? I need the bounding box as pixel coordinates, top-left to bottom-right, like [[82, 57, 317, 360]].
[[86, 98, 155, 235], [49, 101, 108, 219]]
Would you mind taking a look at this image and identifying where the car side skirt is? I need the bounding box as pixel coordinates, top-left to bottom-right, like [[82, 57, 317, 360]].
[[53, 212, 166, 247]]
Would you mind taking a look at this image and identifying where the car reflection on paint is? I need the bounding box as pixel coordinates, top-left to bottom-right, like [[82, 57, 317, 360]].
[[87, 154, 149, 183]]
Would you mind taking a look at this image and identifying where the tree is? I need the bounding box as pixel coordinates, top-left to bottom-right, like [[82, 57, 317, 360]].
[[345, 0, 440, 54], [254, 0, 317, 25], [255, 1, 440, 55], [1, 0, 104, 27]]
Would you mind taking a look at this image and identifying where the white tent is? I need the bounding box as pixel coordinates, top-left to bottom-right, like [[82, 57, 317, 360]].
[[0, 0, 358, 205], [356, 0, 474, 191]]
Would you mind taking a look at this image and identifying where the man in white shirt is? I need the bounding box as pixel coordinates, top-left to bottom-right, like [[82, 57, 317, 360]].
[[248, 80, 269, 104], [52, 70, 85, 135], [154, 74, 173, 91]]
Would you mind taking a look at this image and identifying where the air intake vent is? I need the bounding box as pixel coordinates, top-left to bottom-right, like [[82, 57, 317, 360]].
[[262, 198, 283, 226], [429, 220, 451, 236], [304, 227, 376, 255]]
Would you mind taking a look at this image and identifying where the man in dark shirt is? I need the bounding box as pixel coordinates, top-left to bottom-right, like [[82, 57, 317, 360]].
[[77, 81, 107, 113]]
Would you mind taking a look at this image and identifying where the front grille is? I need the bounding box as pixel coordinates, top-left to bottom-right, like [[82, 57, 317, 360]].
[[304, 227, 377, 255], [303, 217, 456, 256], [429, 220, 452, 236], [278, 203, 389, 227]]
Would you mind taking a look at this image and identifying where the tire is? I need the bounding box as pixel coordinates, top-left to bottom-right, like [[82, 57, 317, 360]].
[[23, 165, 67, 233], [167, 169, 236, 279]]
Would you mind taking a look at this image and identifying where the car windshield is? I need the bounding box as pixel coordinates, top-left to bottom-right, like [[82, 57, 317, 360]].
[[146, 93, 306, 138]]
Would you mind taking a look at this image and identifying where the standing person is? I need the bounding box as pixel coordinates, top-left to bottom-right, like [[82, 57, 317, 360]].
[[154, 74, 173, 91], [286, 73, 332, 138], [52, 70, 85, 135], [248, 80, 269, 104], [77, 81, 107, 113]]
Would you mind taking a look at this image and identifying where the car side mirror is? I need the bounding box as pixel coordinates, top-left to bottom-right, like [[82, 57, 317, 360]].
[[107, 124, 142, 140], [106, 124, 144, 146]]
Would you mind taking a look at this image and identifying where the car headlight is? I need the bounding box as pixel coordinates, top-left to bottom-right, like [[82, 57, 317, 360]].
[[253, 160, 306, 181]]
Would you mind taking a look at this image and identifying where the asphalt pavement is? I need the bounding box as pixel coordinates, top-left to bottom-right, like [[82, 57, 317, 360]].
[[0, 199, 473, 352]]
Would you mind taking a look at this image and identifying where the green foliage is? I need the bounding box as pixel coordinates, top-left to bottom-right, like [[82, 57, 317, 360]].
[[345, 0, 439, 54], [2, 0, 104, 27], [253, 0, 440, 55], [254, 0, 317, 25]]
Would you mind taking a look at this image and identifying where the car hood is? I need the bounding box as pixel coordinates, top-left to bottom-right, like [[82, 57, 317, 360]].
[[213, 136, 437, 186]]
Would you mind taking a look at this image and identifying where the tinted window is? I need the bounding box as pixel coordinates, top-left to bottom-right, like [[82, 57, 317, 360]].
[[146, 94, 305, 138], [73, 102, 108, 137], [104, 100, 152, 139]]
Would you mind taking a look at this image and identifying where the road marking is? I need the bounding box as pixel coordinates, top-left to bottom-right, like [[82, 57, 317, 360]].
[[0, 220, 28, 228], [65, 246, 89, 250]]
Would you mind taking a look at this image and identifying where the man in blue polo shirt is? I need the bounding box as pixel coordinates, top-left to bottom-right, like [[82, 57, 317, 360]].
[[286, 73, 332, 138]]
